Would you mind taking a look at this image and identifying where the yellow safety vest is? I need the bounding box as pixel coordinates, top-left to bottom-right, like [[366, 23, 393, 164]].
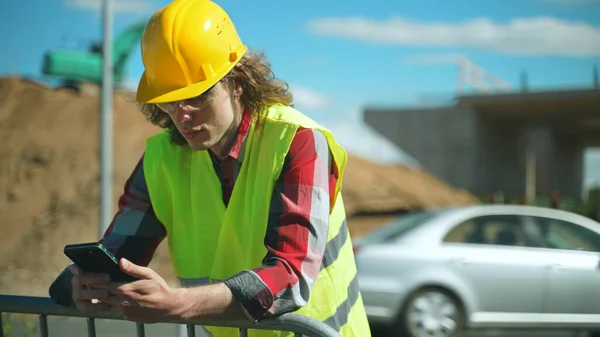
[[143, 104, 371, 337]]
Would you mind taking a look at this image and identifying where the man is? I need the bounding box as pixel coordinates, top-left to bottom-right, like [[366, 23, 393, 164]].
[[49, 1, 371, 336]]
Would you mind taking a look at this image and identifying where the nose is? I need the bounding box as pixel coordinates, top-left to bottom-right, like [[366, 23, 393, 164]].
[[174, 104, 193, 124]]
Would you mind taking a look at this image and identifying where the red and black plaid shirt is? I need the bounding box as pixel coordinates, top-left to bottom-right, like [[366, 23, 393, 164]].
[[100, 108, 338, 320]]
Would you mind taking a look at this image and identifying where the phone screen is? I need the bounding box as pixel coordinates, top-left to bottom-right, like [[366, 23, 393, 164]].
[[64, 243, 137, 282]]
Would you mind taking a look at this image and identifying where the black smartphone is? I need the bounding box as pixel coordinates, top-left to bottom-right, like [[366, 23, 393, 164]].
[[63, 242, 138, 282]]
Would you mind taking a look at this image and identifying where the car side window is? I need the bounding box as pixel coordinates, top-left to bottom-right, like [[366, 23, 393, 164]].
[[443, 215, 528, 247], [533, 217, 600, 253]]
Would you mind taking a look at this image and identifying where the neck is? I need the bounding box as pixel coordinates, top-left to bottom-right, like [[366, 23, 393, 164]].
[[210, 106, 244, 160]]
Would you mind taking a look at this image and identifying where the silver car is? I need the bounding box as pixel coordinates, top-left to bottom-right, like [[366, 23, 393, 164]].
[[353, 204, 600, 337]]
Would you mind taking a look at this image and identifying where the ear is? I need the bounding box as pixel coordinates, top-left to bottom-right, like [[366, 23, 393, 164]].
[[230, 79, 242, 99]]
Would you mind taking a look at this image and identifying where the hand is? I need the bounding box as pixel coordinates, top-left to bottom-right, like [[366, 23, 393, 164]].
[[95, 258, 184, 323], [69, 265, 112, 312]]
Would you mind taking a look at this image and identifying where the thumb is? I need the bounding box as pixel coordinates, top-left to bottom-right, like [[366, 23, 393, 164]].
[[119, 258, 155, 280]]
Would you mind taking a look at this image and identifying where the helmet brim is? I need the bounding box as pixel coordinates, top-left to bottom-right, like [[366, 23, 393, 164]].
[[135, 46, 247, 104]]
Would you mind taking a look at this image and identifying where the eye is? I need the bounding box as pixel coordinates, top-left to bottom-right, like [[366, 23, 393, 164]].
[[187, 95, 205, 102], [188, 90, 213, 103]]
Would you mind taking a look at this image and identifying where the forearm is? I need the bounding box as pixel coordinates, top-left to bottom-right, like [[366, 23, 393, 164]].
[[175, 283, 248, 322]]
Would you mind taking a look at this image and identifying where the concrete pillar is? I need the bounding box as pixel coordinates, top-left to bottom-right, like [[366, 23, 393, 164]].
[[522, 127, 584, 201], [475, 118, 527, 198], [526, 126, 555, 197], [553, 134, 584, 200]]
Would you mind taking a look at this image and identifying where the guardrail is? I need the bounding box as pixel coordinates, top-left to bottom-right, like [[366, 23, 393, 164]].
[[0, 295, 342, 337]]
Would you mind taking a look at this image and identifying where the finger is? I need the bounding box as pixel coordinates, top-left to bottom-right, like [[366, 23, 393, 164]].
[[80, 272, 111, 285], [119, 258, 154, 280], [69, 264, 80, 275], [100, 295, 137, 308], [72, 273, 111, 287], [105, 284, 144, 303], [73, 285, 96, 301], [74, 288, 110, 301], [91, 282, 128, 296], [106, 304, 124, 316], [74, 299, 111, 312]]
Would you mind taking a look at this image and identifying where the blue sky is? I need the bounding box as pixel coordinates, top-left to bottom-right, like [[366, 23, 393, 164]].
[[2, 0, 600, 185]]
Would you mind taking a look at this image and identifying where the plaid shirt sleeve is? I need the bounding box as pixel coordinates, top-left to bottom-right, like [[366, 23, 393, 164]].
[[50, 153, 166, 307], [224, 128, 337, 321], [99, 153, 167, 266]]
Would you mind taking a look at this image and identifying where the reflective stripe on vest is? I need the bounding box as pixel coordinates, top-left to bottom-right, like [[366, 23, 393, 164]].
[[143, 104, 371, 337]]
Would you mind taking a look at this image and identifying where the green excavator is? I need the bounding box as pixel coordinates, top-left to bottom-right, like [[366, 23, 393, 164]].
[[41, 20, 147, 90]]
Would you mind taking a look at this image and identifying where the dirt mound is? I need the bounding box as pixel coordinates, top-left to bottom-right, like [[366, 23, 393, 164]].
[[0, 77, 476, 296], [342, 155, 477, 215], [0, 77, 167, 295]]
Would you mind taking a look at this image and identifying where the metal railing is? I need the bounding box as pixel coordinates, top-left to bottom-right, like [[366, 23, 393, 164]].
[[0, 295, 342, 337]]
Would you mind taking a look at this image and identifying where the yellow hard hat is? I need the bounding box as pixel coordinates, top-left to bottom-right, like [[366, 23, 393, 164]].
[[136, 0, 248, 104]]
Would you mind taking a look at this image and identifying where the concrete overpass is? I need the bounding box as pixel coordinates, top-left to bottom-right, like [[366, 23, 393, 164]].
[[364, 87, 600, 201]]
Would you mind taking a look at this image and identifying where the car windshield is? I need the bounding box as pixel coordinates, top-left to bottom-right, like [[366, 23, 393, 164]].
[[357, 210, 441, 245]]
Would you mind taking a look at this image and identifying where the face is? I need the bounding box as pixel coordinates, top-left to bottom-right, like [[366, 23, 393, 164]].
[[157, 80, 243, 154]]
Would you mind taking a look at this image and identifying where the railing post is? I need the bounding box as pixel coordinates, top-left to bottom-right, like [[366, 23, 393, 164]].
[[186, 323, 195, 337], [136, 323, 145, 337], [0, 295, 343, 337], [39, 315, 49, 337], [0, 312, 4, 337], [87, 317, 96, 337]]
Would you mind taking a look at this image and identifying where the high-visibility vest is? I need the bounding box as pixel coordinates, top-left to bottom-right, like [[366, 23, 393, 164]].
[[143, 104, 371, 337]]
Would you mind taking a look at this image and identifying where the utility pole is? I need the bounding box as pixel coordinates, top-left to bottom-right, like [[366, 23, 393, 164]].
[[100, 0, 114, 238]]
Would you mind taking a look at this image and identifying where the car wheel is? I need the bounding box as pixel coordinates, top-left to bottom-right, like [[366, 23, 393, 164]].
[[396, 287, 465, 337]]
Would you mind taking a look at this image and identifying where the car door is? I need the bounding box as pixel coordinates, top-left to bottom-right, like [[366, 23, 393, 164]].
[[442, 214, 547, 316], [528, 216, 600, 317]]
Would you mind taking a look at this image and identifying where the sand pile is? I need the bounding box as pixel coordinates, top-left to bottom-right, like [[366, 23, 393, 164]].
[[0, 77, 169, 294], [0, 77, 476, 296], [342, 155, 476, 215]]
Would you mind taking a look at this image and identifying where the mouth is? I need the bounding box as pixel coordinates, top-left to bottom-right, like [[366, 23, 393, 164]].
[[180, 128, 204, 140]]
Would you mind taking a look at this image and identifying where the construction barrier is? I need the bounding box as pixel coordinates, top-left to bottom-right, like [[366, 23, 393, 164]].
[[0, 295, 342, 337]]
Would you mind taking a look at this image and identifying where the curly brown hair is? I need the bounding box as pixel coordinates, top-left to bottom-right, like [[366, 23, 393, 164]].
[[139, 50, 294, 146]]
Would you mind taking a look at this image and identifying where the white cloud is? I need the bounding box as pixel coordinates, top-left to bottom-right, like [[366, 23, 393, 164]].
[[307, 16, 600, 57], [65, 0, 156, 13], [289, 84, 332, 110]]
